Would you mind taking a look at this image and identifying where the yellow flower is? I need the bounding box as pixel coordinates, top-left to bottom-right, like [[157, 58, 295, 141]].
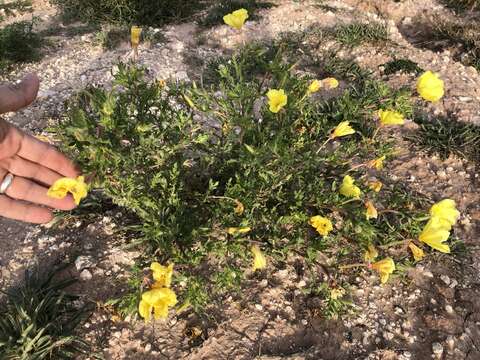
[[309, 215, 333, 236], [131, 26, 142, 47], [429, 199, 460, 227], [339, 175, 361, 198], [322, 77, 339, 89], [367, 155, 386, 170], [251, 244, 267, 271], [227, 227, 251, 235], [138, 288, 177, 321], [371, 257, 395, 284], [234, 200, 245, 216], [378, 109, 405, 126], [150, 263, 173, 288], [223, 8, 249, 30], [266, 89, 287, 113], [330, 287, 345, 300], [47, 176, 88, 205], [364, 244, 378, 262], [408, 242, 425, 262], [307, 80, 322, 94], [419, 217, 451, 253], [368, 181, 383, 193], [365, 200, 378, 220], [417, 71, 444, 102], [331, 121, 356, 139]]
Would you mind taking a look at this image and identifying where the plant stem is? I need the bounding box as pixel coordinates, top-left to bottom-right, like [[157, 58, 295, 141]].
[[338, 263, 367, 270]]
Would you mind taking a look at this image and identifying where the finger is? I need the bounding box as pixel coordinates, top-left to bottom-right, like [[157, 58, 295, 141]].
[[5, 174, 76, 211], [0, 74, 40, 114], [0, 195, 53, 224], [17, 132, 79, 178], [0, 155, 63, 186]]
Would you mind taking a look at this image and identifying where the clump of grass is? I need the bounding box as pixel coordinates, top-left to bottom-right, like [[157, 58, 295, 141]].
[[382, 58, 424, 75], [200, 0, 274, 27], [0, 267, 90, 359], [0, 20, 43, 70], [408, 112, 480, 163], [329, 22, 389, 47]]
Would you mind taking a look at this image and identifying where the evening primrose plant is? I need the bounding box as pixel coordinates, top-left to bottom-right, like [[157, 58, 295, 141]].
[[54, 34, 456, 319]]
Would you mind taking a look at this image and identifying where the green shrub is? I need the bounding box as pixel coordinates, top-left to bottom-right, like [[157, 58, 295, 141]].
[[0, 268, 90, 359], [50, 0, 205, 26], [54, 37, 431, 314], [0, 20, 42, 69]]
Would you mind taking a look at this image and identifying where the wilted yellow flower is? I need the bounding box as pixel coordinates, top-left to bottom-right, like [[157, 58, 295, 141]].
[[307, 80, 322, 94], [251, 244, 267, 271], [365, 200, 378, 220], [417, 71, 444, 102], [367, 155, 386, 170], [223, 8, 249, 30], [322, 77, 339, 89], [138, 288, 177, 321], [371, 257, 395, 284], [364, 244, 378, 262], [378, 109, 405, 126], [429, 199, 460, 227], [131, 26, 142, 47], [330, 287, 345, 300], [267, 89, 287, 113], [339, 175, 361, 198], [150, 263, 173, 288], [227, 226, 251, 235], [419, 217, 451, 253], [47, 176, 88, 205], [368, 181, 383, 193], [408, 242, 425, 262], [309, 215, 333, 236], [234, 200, 245, 216], [331, 121, 355, 139]]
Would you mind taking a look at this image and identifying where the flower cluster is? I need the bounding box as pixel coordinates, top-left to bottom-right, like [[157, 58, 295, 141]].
[[139, 263, 177, 322]]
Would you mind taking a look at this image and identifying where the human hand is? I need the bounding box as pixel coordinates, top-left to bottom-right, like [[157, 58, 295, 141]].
[[0, 74, 79, 223]]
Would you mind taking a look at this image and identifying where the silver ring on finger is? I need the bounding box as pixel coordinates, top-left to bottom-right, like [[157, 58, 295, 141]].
[[0, 173, 14, 194]]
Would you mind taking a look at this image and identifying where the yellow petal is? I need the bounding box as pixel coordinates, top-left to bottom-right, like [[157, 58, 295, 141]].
[[371, 257, 395, 284], [307, 80, 322, 94], [368, 181, 383, 193], [364, 244, 378, 262], [378, 109, 405, 126], [365, 200, 378, 220], [266, 89, 288, 113], [223, 8, 249, 30], [429, 199, 460, 227], [417, 71, 444, 102], [47, 176, 88, 205], [251, 244, 267, 271], [339, 175, 361, 198], [131, 26, 142, 47], [419, 217, 451, 253], [227, 226, 251, 235], [408, 242, 425, 262], [308, 215, 333, 236], [150, 263, 174, 288], [322, 77, 339, 89], [234, 200, 245, 216], [367, 155, 386, 170], [331, 121, 355, 139], [139, 299, 152, 321]]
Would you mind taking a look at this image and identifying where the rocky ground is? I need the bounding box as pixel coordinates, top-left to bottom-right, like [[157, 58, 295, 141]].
[[1, 0, 480, 359]]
